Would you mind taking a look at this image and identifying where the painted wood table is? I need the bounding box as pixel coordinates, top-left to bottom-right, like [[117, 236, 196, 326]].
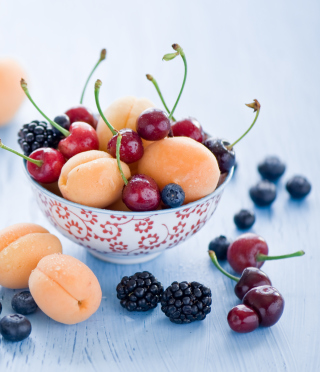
[[0, 1, 319, 371]]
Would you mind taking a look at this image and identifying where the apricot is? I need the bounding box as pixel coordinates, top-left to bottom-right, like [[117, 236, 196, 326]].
[[29, 254, 102, 325], [0, 223, 62, 289], [0, 59, 26, 126], [96, 96, 155, 152], [58, 150, 131, 208], [138, 137, 220, 204]]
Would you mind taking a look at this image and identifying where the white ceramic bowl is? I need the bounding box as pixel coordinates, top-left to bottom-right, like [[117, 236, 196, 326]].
[[24, 163, 233, 264]]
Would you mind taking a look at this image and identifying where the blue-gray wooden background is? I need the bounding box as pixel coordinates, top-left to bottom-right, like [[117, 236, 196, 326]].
[[0, 1, 319, 371]]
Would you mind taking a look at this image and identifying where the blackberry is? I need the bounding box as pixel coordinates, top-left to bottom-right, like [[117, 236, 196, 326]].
[[17, 120, 62, 156], [234, 209, 255, 229], [116, 271, 163, 312], [12, 291, 38, 315], [161, 281, 212, 324], [208, 235, 231, 260]]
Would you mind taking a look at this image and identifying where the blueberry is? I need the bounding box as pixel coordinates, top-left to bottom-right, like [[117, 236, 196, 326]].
[[286, 176, 311, 199], [12, 291, 38, 315], [208, 235, 231, 260], [249, 180, 277, 206], [161, 183, 185, 208], [258, 156, 286, 181], [0, 314, 31, 342], [53, 114, 70, 136], [234, 209, 255, 229], [0, 301, 2, 315]]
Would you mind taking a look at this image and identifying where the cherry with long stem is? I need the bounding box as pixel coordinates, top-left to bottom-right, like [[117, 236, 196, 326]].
[[146, 74, 176, 121], [21, 79, 99, 159], [204, 100, 261, 173], [209, 250, 272, 300], [0, 139, 65, 183], [80, 49, 106, 104]]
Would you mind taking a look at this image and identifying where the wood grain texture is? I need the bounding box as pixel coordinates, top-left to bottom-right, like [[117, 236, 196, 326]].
[[0, 0, 319, 371]]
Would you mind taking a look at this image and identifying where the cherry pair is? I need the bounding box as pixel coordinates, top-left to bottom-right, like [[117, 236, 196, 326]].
[[209, 251, 284, 333]]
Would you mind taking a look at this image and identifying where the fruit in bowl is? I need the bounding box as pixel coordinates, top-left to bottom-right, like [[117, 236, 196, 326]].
[[3, 43, 261, 264]]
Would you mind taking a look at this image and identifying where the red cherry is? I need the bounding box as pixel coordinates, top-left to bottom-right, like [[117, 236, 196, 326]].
[[227, 233, 305, 274], [234, 267, 272, 300], [171, 118, 204, 142], [122, 174, 161, 211], [227, 305, 259, 333], [227, 233, 268, 274], [108, 129, 144, 164], [243, 286, 285, 327], [58, 122, 99, 159], [136, 108, 171, 141], [27, 148, 65, 183], [65, 105, 98, 129]]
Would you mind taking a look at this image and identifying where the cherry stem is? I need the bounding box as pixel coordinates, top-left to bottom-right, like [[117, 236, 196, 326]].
[[256, 250, 305, 262], [146, 74, 176, 122], [116, 134, 128, 186], [208, 251, 239, 282], [20, 79, 70, 137], [227, 99, 261, 150], [0, 139, 43, 167], [80, 49, 107, 104], [94, 80, 118, 136], [163, 44, 187, 120]]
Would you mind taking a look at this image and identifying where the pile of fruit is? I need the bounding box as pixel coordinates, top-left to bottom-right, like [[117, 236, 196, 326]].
[[1, 44, 261, 212]]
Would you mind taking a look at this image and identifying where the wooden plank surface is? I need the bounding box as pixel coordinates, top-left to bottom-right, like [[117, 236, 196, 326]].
[[0, 1, 319, 371]]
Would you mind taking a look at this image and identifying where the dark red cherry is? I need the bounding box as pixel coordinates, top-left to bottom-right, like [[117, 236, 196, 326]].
[[0, 140, 65, 184], [234, 267, 272, 300], [171, 118, 204, 143], [227, 304, 259, 333], [227, 233, 268, 273], [203, 138, 235, 173], [65, 105, 98, 129], [243, 286, 285, 327], [108, 129, 144, 164], [227, 233, 304, 274], [58, 122, 99, 159], [136, 108, 171, 141], [122, 174, 161, 211], [27, 148, 65, 183]]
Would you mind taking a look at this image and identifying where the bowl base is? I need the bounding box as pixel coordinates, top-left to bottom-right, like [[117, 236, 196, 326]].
[[88, 250, 163, 264]]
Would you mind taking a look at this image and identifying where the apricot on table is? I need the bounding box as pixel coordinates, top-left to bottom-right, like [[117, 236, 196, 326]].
[[0, 59, 26, 126], [29, 254, 102, 325], [0, 223, 62, 289], [58, 150, 131, 208], [138, 137, 220, 204], [96, 96, 155, 152]]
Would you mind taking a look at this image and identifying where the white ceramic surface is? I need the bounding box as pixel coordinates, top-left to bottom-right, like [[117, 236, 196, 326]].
[[25, 163, 233, 264]]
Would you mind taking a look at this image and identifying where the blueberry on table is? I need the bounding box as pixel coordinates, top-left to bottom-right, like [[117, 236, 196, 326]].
[[234, 209, 255, 229], [249, 180, 277, 206], [208, 235, 231, 260], [258, 156, 286, 181], [12, 291, 38, 315], [0, 301, 2, 315], [0, 314, 32, 342], [161, 183, 185, 208], [161, 281, 212, 324], [116, 271, 163, 312], [286, 176, 311, 199]]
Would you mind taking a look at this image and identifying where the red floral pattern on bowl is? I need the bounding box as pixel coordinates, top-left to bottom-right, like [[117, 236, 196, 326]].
[[25, 164, 233, 264]]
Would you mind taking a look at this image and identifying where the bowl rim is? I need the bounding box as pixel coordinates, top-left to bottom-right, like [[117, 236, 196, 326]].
[[24, 160, 234, 216]]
